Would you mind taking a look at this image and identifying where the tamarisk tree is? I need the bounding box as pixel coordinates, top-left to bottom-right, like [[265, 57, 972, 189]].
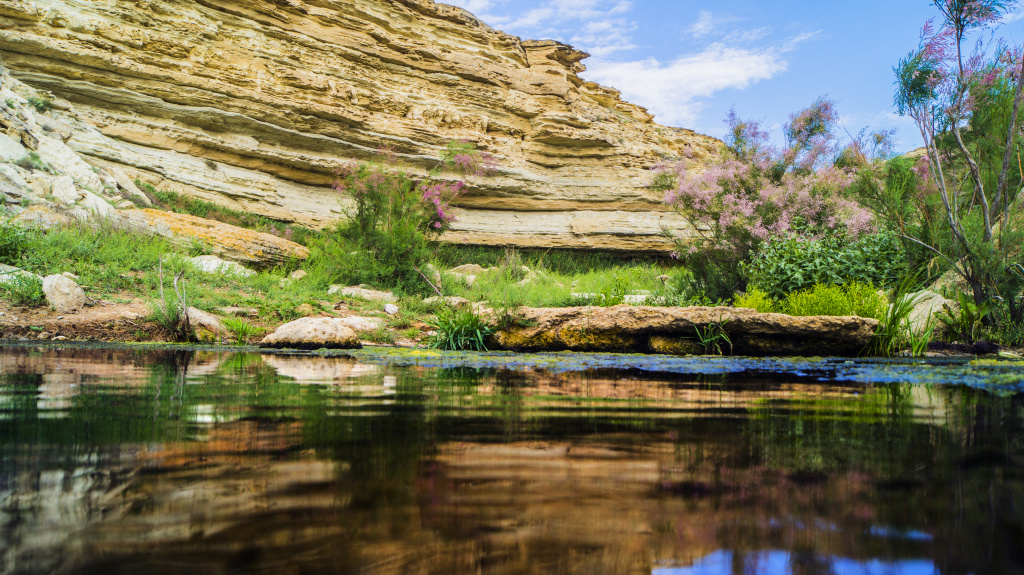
[[894, 0, 1024, 310]]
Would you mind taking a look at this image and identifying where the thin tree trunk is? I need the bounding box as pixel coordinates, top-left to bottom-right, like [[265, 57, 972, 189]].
[[952, 125, 993, 241], [993, 52, 1024, 221]]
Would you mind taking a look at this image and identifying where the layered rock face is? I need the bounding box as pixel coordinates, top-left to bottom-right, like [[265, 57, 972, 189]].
[[0, 0, 719, 251]]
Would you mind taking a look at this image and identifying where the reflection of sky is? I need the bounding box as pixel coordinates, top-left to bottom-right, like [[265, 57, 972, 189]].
[[655, 550, 939, 574]]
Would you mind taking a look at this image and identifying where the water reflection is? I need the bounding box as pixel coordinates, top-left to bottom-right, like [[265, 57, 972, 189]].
[[0, 344, 1020, 574]]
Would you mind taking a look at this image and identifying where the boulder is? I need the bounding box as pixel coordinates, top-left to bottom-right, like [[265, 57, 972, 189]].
[[906, 290, 954, 336], [187, 306, 227, 341], [384, 304, 400, 315], [424, 296, 471, 308], [0, 264, 42, 285], [490, 305, 879, 357], [447, 264, 489, 287], [0, 133, 27, 162], [328, 285, 397, 302], [50, 175, 80, 205], [78, 190, 115, 218], [110, 209, 309, 268], [336, 316, 385, 332], [107, 166, 152, 206], [34, 135, 104, 193], [42, 274, 85, 313], [260, 317, 362, 349], [13, 205, 71, 229], [188, 255, 256, 277]]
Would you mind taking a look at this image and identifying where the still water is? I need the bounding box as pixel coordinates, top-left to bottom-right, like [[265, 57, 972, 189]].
[[0, 343, 1021, 575]]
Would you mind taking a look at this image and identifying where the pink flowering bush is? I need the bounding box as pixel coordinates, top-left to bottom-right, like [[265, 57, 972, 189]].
[[656, 100, 876, 298], [313, 141, 495, 293]]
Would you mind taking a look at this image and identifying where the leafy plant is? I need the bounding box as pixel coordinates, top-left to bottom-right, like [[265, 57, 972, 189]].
[[0, 275, 45, 307], [0, 221, 27, 266], [426, 305, 494, 351], [692, 318, 732, 356], [15, 152, 56, 174], [936, 292, 995, 343], [149, 261, 194, 342], [312, 142, 494, 294], [746, 232, 906, 300], [221, 316, 261, 344], [779, 282, 887, 320], [734, 286, 777, 313], [25, 96, 51, 113], [865, 277, 924, 357], [907, 315, 937, 357]]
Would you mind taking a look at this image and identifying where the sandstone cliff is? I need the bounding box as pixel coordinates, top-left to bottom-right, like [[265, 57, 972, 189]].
[[0, 0, 721, 251]]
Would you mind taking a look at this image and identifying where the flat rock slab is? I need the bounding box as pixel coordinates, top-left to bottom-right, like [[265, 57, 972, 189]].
[[113, 209, 309, 268], [491, 305, 879, 357], [261, 317, 362, 350]]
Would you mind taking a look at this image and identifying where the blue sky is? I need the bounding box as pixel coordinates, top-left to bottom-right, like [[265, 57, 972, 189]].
[[445, 0, 1024, 151]]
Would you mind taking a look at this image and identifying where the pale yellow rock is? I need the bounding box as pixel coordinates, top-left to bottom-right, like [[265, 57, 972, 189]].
[[111, 208, 309, 267], [492, 305, 879, 357], [0, 0, 720, 252]]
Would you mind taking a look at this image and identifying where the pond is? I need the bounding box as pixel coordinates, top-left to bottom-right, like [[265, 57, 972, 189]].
[[0, 343, 1021, 574]]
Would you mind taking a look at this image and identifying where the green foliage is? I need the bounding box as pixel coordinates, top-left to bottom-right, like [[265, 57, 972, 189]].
[[936, 292, 995, 343], [15, 152, 56, 174], [20, 223, 170, 292], [148, 301, 194, 341], [0, 221, 28, 266], [692, 318, 732, 356], [734, 286, 777, 313], [25, 96, 51, 113], [780, 282, 887, 320], [426, 305, 493, 351], [0, 275, 45, 307], [746, 232, 907, 300], [221, 316, 261, 344], [865, 277, 924, 357], [313, 144, 482, 295]]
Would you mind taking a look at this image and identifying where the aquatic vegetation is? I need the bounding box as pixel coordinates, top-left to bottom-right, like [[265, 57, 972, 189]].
[[426, 305, 494, 351]]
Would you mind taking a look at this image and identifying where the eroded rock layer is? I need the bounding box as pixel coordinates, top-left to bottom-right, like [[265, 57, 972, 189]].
[[0, 0, 719, 251]]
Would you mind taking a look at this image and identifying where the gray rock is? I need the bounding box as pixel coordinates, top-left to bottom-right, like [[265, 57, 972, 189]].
[[188, 255, 256, 277], [0, 133, 27, 162], [0, 164, 29, 191], [50, 175, 80, 205], [34, 135, 104, 193], [328, 285, 396, 302], [337, 316, 385, 332], [0, 264, 42, 285], [78, 191, 115, 218], [187, 306, 227, 340], [108, 166, 152, 206], [261, 317, 362, 349], [906, 290, 955, 336], [42, 274, 85, 314], [384, 303, 400, 315], [423, 296, 471, 308], [289, 269, 307, 280]]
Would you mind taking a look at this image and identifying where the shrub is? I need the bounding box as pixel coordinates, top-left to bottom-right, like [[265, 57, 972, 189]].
[[658, 100, 876, 299], [734, 286, 777, 313], [780, 282, 887, 320], [0, 221, 28, 266], [221, 316, 262, 344], [745, 232, 906, 300], [0, 275, 45, 307], [312, 142, 494, 294], [15, 152, 56, 174], [26, 96, 51, 113], [427, 305, 494, 351]]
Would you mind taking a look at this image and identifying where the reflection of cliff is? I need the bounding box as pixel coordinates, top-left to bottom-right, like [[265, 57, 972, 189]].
[[0, 349, 1020, 574]]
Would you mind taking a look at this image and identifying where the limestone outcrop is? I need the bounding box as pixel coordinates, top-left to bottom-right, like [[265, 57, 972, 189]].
[[261, 317, 362, 349], [490, 306, 879, 357], [0, 0, 720, 252]]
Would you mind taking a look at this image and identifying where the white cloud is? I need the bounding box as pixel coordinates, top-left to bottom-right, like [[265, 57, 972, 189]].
[[689, 11, 715, 38], [1002, 9, 1024, 24], [584, 42, 795, 127]]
